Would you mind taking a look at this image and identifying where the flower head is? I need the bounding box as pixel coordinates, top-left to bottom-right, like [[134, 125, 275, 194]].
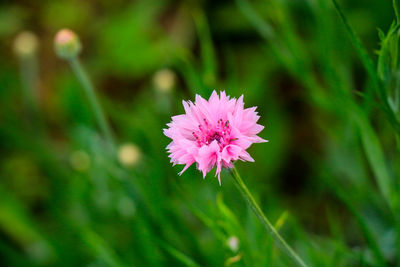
[[13, 31, 39, 57], [164, 91, 267, 184], [54, 29, 81, 59]]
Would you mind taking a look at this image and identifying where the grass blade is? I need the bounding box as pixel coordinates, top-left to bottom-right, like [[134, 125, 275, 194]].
[[353, 109, 393, 210], [332, 0, 400, 134], [157, 238, 201, 267]]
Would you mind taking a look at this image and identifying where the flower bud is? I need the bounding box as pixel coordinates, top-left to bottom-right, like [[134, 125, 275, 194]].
[[226, 236, 239, 252], [54, 29, 81, 59], [13, 31, 39, 57], [118, 143, 141, 167], [153, 68, 176, 93]]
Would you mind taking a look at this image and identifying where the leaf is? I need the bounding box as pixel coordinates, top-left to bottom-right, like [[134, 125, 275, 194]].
[[274, 211, 289, 231], [192, 8, 217, 90], [322, 171, 388, 267], [81, 228, 127, 267], [216, 193, 242, 234], [332, 0, 400, 133], [157, 238, 201, 267], [224, 253, 243, 266], [352, 108, 393, 210]]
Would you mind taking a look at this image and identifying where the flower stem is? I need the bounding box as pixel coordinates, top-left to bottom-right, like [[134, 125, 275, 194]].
[[68, 57, 116, 152], [18, 53, 42, 128], [230, 167, 308, 267], [393, 0, 400, 24]]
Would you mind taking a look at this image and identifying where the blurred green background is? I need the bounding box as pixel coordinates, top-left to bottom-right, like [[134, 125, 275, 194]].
[[1, 0, 400, 266]]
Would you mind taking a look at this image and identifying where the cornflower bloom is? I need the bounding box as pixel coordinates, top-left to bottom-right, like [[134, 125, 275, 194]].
[[164, 91, 267, 184]]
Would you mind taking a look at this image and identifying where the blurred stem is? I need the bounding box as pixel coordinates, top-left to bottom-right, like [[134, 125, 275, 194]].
[[192, 8, 217, 89], [235, 0, 275, 40], [230, 167, 308, 267], [68, 57, 116, 152], [394, 0, 400, 24], [18, 54, 41, 126]]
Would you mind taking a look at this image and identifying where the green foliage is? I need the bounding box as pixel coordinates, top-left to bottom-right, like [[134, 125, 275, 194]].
[[1, 0, 400, 266]]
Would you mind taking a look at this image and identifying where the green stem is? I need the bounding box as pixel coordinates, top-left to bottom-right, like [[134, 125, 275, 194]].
[[394, 0, 400, 24], [230, 167, 308, 267], [18, 54, 41, 126], [68, 57, 116, 152]]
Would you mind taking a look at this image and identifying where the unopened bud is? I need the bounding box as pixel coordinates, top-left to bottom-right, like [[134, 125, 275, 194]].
[[226, 236, 239, 252], [153, 69, 176, 93], [54, 29, 81, 59], [13, 31, 39, 57], [118, 143, 141, 167]]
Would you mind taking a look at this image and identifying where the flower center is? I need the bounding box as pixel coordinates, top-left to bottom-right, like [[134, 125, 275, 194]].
[[192, 119, 231, 149]]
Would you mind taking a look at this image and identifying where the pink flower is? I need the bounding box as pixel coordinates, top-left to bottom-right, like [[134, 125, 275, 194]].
[[164, 91, 267, 185]]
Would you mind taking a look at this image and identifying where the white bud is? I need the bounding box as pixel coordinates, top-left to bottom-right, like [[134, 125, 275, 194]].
[[226, 236, 239, 252], [153, 69, 176, 93], [13, 31, 39, 57], [118, 143, 141, 167]]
